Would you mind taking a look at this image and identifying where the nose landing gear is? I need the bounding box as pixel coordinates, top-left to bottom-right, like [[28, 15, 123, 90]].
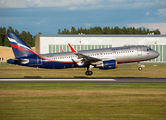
[[138, 67, 142, 71], [138, 62, 142, 71]]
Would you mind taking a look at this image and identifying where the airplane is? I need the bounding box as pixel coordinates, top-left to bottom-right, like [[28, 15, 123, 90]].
[[7, 32, 159, 76]]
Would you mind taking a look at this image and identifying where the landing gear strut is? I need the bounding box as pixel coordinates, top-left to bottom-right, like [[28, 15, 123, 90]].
[[85, 66, 93, 76], [138, 62, 142, 71]]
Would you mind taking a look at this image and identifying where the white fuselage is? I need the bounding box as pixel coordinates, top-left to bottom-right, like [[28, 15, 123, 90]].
[[40, 46, 159, 65]]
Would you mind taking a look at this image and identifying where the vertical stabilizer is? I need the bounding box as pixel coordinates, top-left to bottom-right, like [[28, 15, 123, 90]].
[[7, 32, 37, 58]]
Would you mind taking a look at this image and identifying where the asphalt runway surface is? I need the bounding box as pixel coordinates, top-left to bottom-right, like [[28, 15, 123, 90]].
[[0, 78, 166, 83]]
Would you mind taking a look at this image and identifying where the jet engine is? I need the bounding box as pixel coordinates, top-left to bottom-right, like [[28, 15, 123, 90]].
[[95, 60, 117, 69]]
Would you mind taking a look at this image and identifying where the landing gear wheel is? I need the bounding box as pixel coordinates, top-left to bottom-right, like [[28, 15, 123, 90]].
[[138, 67, 142, 71], [137, 62, 142, 71], [85, 71, 89, 75], [85, 71, 93, 76], [88, 71, 93, 75], [85, 65, 93, 76]]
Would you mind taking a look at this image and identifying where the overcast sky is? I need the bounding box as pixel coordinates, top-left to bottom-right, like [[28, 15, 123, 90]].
[[0, 0, 166, 35]]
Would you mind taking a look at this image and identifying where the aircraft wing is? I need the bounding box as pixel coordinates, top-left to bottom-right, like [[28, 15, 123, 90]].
[[68, 43, 101, 65], [75, 52, 101, 63]]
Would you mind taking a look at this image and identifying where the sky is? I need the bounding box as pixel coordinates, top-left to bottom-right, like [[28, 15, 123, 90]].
[[0, 0, 166, 36]]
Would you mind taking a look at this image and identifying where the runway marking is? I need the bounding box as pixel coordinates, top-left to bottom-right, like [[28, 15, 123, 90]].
[[0, 79, 116, 82], [1, 78, 165, 83]]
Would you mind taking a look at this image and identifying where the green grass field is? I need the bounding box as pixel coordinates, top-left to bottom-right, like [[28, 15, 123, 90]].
[[0, 64, 166, 119], [0, 83, 166, 120], [0, 63, 166, 78]]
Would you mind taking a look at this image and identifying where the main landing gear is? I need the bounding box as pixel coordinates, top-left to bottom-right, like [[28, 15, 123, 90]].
[[138, 62, 142, 71], [85, 71, 93, 76], [85, 65, 93, 76]]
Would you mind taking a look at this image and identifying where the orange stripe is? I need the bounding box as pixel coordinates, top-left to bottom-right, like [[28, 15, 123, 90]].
[[115, 60, 117, 68], [47, 59, 80, 63]]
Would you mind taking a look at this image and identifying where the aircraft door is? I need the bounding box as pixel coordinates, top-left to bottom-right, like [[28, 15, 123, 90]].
[[37, 56, 42, 65], [137, 47, 142, 56]]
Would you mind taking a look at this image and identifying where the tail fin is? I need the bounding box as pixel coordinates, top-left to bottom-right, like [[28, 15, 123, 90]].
[[7, 32, 37, 58]]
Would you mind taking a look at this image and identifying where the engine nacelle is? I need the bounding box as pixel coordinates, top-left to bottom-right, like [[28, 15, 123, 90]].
[[96, 60, 117, 69]]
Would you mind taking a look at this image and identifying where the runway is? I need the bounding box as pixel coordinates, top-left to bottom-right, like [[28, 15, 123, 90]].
[[0, 78, 166, 83]]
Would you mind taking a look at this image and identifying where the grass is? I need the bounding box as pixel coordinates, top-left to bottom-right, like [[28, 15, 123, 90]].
[[0, 83, 166, 120], [0, 64, 166, 119], [0, 63, 166, 78]]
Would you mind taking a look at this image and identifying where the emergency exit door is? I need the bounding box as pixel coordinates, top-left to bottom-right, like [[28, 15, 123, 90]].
[[137, 47, 142, 56]]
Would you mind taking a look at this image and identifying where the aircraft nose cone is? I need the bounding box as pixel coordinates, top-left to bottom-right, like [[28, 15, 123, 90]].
[[157, 52, 160, 57], [154, 51, 160, 58]]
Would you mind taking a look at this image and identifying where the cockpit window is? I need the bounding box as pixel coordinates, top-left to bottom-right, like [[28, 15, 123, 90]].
[[147, 48, 153, 51]]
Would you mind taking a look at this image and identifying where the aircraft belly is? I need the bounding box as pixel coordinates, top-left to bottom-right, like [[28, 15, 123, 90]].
[[42, 60, 75, 69]]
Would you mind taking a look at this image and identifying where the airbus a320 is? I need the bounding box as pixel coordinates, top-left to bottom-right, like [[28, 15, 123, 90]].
[[7, 33, 159, 76]]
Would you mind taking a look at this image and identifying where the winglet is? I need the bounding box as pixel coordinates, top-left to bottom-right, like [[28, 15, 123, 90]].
[[60, 48, 64, 52], [68, 43, 77, 53]]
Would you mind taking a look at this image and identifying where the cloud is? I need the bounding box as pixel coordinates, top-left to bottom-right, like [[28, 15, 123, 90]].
[[0, 0, 166, 10], [146, 12, 150, 16], [157, 8, 166, 16], [84, 23, 92, 27], [127, 23, 166, 34], [36, 22, 41, 25], [0, 0, 99, 9]]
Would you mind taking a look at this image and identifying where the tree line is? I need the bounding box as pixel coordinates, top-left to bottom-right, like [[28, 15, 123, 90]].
[[0, 26, 35, 47], [0, 26, 161, 47], [58, 26, 160, 35]]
